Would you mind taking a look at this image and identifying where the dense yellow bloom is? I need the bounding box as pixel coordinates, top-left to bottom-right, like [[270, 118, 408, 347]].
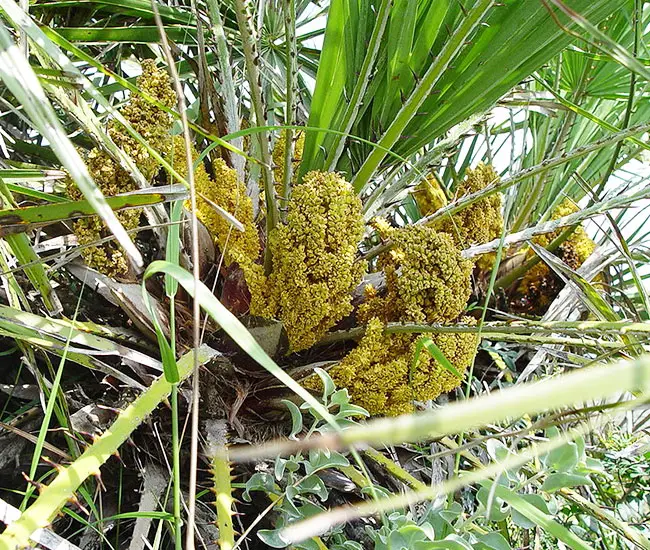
[[255, 171, 365, 352], [365, 226, 473, 325], [357, 283, 386, 325], [514, 199, 596, 314], [433, 163, 503, 249], [272, 130, 305, 190], [305, 317, 478, 416], [369, 216, 394, 240], [114, 59, 177, 179], [299, 171, 483, 416], [68, 60, 176, 277], [412, 173, 447, 216], [173, 136, 261, 271], [333, 224, 478, 416], [532, 199, 595, 261], [533, 199, 594, 269]]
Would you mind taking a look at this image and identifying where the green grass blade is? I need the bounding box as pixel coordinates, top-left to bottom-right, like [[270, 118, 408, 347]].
[[0, 187, 185, 237], [323, 0, 391, 172], [300, 0, 349, 170], [0, 304, 162, 370], [379, 0, 419, 127], [4, 184, 68, 203], [0, 169, 66, 184], [0, 21, 142, 266], [484, 482, 594, 550], [410, 337, 463, 383], [529, 243, 619, 322], [55, 25, 196, 43], [0, 346, 217, 550], [141, 261, 338, 427], [20, 275, 86, 510]]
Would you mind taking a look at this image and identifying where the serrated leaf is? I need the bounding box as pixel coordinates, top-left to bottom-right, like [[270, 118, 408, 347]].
[[314, 367, 336, 400], [280, 492, 301, 518], [331, 388, 370, 420], [385, 531, 408, 550], [274, 457, 287, 481], [542, 427, 580, 473], [305, 449, 350, 475], [545, 441, 580, 473], [296, 475, 329, 501], [242, 472, 279, 501], [397, 523, 435, 544]]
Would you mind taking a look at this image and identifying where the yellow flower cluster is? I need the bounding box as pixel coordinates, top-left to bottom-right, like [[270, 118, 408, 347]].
[[305, 317, 479, 416], [433, 163, 503, 248], [116, 60, 177, 178], [68, 60, 176, 277], [309, 224, 478, 416], [361, 226, 473, 325], [304, 318, 414, 416], [272, 130, 305, 190], [172, 136, 261, 271], [392, 227, 473, 323], [254, 171, 365, 352], [412, 173, 447, 216], [514, 199, 596, 314], [369, 216, 394, 240], [532, 199, 595, 260], [300, 167, 493, 415]]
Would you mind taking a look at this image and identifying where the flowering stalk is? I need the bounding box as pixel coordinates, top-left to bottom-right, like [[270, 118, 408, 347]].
[[255, 171, 365, 351]]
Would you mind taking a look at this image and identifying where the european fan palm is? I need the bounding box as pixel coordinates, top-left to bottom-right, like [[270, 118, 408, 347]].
[[0, 0, 649, 548]]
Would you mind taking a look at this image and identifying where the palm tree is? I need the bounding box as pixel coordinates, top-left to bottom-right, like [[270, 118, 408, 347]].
[[0, 0, 648, 548]]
